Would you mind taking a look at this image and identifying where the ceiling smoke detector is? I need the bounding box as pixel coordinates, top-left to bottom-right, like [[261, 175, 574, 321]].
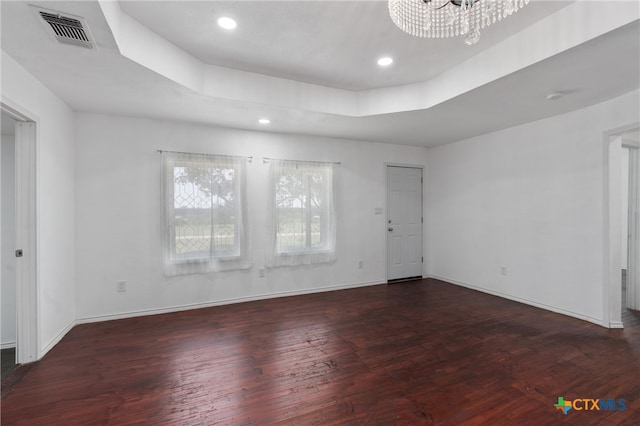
[[32, 6, 96, 49]]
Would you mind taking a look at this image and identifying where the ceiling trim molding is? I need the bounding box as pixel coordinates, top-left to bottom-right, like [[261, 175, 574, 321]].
[[98, 0, 638, 118]]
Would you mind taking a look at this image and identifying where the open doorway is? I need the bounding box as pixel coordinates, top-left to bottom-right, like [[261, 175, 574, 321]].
[[622, 131, 640, 326], [1, 101, 38, 369], [605, 124, 639, 328], [1, 112, 17, 377]]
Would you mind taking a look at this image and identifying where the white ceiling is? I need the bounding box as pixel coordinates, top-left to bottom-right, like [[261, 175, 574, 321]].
[[119, 0, 571, 91], [1, 1, 638, 147]]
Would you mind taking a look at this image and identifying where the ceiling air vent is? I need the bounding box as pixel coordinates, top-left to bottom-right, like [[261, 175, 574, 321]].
[[33, 7, 95, 49]]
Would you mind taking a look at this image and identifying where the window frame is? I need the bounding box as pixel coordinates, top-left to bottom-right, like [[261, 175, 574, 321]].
[[267, 159, 337, 266], [161, 152, 251, 275]]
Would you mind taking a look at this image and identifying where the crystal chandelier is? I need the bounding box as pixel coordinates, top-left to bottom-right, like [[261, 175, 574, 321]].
[[388, 0, 530, 45]]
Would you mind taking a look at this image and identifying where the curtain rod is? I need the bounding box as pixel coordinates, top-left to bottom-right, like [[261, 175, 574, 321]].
[[262, 157, 341, 165], [157, 149, 252, 162]]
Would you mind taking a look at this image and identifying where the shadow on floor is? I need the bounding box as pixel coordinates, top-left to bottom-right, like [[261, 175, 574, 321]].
[[1, 348, 16, 379]]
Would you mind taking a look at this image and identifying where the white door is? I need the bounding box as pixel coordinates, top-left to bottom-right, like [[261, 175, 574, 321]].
[[387, 166, 423, 281]]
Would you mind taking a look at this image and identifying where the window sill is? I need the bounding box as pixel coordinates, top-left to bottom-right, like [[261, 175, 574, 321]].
[[275, 250, 332, 257], [168, 255, 242, 264]]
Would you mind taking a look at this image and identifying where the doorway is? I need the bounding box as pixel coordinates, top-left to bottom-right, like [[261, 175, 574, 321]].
[[1, 102, 38, 366], [386, 165, 423, 282], [605, 124, 640, 328], [623, 131, 640, 323], [1, 112, 17, 377]]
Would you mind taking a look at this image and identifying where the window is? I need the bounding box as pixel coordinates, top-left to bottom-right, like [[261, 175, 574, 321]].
[[162, 152, 251, 275], [267, 160, 337, 266]]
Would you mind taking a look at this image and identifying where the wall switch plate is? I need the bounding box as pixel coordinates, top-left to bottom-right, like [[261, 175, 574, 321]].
[[358, 261, 364, 269], [374, 207, 383, 215], [117, 281, 126, 292], [501, 267, 508, 276], [259, 268, 266, 278]]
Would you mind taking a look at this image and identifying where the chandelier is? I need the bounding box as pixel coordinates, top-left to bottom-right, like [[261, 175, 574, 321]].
[[389, 0, 530, 45]]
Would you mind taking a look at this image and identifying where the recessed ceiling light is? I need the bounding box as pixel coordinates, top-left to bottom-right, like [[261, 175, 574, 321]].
[[258, 118, 271, 125], [217, 17, 237, 30], [377, 57, 393, 67]]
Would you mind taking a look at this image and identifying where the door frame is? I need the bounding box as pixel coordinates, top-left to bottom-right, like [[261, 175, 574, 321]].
[[603, 122, 640, 328], [385, 163, 426, 282], [1, 99, 38, 364]]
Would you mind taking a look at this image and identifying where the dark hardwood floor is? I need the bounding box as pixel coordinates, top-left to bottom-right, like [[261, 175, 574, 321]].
[[2, 279, 639, 425]]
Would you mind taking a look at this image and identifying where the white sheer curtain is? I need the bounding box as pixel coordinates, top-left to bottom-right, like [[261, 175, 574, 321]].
[[161, 151, 251, 276], [627, 147, 640, 310], [266, 159, 337, 267]]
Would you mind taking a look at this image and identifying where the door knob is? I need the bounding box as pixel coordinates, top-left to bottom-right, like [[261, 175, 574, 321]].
[[388, 227, 394, 232]]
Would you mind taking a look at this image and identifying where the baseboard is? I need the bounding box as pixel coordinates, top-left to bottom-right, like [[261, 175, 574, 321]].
[[39, 320, 75, 359], [1, 342, 16, 350], [76, 280, 384, 324], [388, 276, 422, 284], [608, 321, 624, 329], [430, 275, 606, 328]]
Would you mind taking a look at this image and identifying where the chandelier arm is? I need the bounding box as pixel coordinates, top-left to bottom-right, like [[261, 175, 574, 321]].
[[431, 1, 452, 11]]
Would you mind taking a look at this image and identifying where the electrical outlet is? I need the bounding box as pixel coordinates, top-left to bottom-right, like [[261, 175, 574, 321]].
[[117, 280, 126, 292], [259, 268, 266, 278], [501, 267, 508, 276], [358, 260, 364, 269]]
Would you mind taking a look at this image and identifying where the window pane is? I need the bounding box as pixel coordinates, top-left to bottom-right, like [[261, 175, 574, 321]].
[[276, 208, 304, 251], [275, 168, 328, 252], [309, 172, 325, 249], [267, 159, 335, 267], [172, 163, 239, 259], [311, 209, 322, 248]]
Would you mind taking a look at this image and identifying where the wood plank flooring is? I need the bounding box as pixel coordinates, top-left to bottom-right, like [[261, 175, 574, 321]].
[[2, 279, 639, 425]]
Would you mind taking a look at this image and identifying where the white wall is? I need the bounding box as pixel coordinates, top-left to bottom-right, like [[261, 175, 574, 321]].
[[622, 148, 629, 270], [1, 51, 76, 357], [428, 89, 640, 325], [74, 114, 429, 321], [1, 132, 16, 347]]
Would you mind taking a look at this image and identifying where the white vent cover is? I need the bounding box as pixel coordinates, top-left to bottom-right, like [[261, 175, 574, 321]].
[[32, 6, 95, 49]]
